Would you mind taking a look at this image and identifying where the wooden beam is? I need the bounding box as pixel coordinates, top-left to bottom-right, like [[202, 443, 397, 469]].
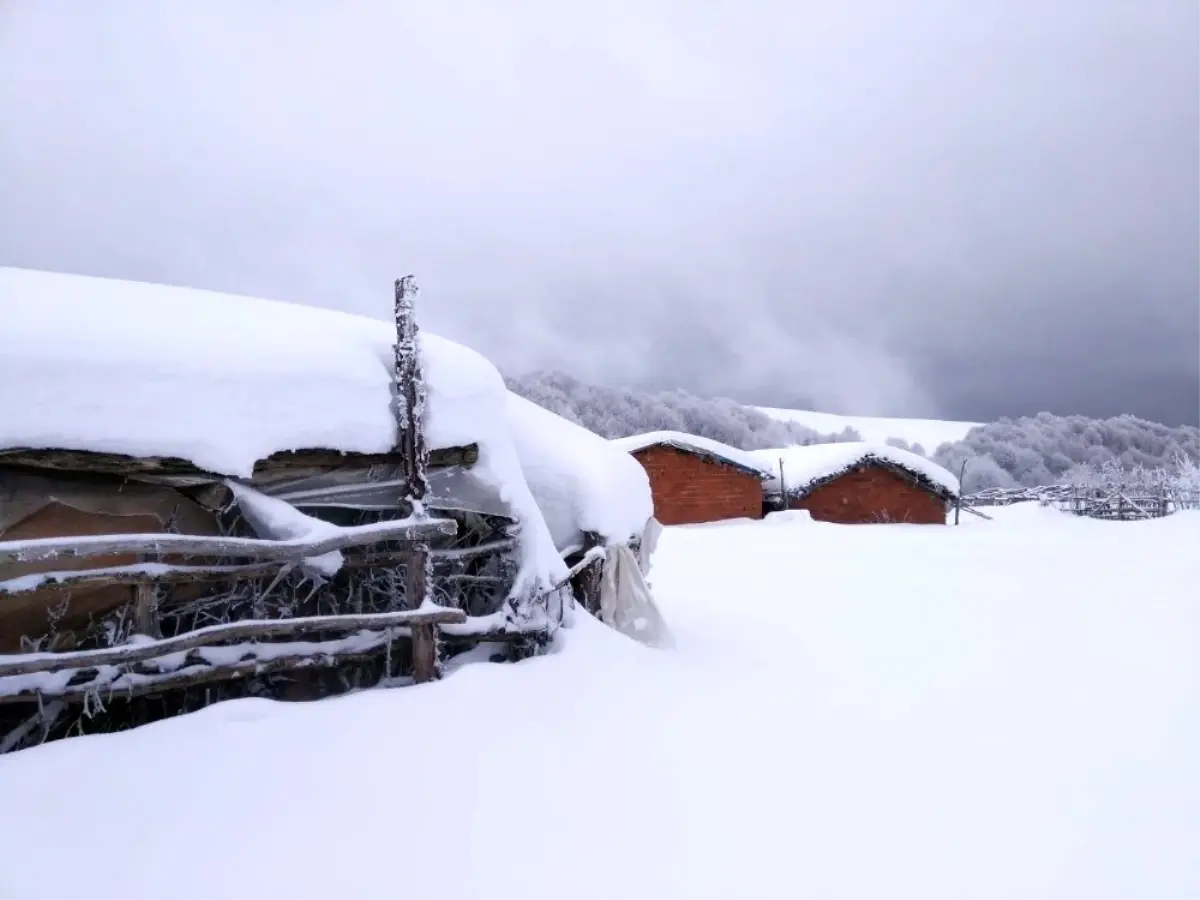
[[393, 275, 439, 684], [256, 445, 477, 473], [0, 515, 457, 566], [1, 561, 294, 595], [0, 643, 399, 706], [410, 624, 438, 683], [0, 444, 480, 483], [0, 541, 512, 596], [0, 607, 467, 678]]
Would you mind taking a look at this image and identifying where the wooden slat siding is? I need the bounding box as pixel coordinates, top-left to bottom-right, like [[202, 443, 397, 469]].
[[0, 540, 516, 596], [0, 516, 457, 566], [0, 444, 480, 483]]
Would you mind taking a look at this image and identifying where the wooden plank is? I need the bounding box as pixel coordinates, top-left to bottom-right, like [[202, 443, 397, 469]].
[[410, 624, 438, 683], [132, 582, 160, 638], [0, 515, 457, 566], [257, 445, 477, 474], [0, 607, 467, 678], [1, 560, 294, 595], [0, 542, 512, 596], [567, 536, 606, 616], [0, 444, 479, 482], [432, 538, 518, 562], [0, 642, 404, 706]]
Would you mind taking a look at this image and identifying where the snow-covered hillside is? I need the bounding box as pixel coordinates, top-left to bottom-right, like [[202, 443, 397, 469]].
[[758, 405, 980, 450], [2, 505, 1196, 899]]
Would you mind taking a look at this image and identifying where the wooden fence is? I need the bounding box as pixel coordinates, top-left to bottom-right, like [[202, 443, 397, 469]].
[[963, 484, 1200, 521]]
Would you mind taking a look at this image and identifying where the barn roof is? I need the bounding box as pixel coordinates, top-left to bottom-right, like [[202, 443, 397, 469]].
[[611, 431, 774, 480], [749, 442, 961, 500]]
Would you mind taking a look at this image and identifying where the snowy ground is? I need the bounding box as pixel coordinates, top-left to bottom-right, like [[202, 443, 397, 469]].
[[1, 505, 1197, 900], [758, 405, 980, 449]]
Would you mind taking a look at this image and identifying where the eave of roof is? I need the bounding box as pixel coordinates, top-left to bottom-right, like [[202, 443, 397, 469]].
[[785, 453, 958, 502], [635, 439, 772, 480]]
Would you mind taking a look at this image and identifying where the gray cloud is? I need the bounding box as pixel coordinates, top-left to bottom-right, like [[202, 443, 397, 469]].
[[1, 0, 1196, 423]]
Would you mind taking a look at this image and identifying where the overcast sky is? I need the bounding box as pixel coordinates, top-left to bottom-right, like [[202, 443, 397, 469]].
[[1, 1, 1197, 424]]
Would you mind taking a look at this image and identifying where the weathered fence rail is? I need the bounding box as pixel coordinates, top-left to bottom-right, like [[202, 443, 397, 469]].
[[963, 484, 1200, 520]]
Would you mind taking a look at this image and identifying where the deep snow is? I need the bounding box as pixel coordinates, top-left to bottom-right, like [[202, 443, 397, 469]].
[[1, 505, 1197, 900]]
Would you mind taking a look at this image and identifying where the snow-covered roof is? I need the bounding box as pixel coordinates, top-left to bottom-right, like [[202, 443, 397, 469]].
[[611, 431, 773, 479], [0, 267, 508, 474], [749, 442, 961, 498], [506, 394, 653, 553], [0, 266, 571, 592]]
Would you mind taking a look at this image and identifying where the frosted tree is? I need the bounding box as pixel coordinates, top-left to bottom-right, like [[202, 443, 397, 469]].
[[506, 370, 862, 451], [934, 413, 1199, 490], [886, 437, 927, 457]]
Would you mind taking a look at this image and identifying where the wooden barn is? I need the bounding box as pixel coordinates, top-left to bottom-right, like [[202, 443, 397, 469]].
[[755, 443, 960, 525], [0, 267, 664, 753], [611, 432, 772, 526]]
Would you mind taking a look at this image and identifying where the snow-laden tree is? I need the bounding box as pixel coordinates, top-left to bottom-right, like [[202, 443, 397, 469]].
[[508, 372, 1199, 493], [506, 370, 862, 450], [933, 413, 1200, 492], [885, 437, 926, 457]]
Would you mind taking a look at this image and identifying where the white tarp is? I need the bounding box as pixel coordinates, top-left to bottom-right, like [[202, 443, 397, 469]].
[[598, 541, 674, 650]]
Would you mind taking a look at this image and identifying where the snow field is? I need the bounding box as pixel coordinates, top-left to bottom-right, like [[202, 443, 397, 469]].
[[757, 405, 980, 449], [0, 506, 1196, 899]]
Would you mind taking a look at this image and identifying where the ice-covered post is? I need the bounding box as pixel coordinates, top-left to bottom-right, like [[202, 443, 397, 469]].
[[392, 276, 437, 682], [393, 275, 430, 505]]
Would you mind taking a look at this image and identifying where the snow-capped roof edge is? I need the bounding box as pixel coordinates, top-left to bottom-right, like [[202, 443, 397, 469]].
[[612, 432, 773, 480], [782, 451, 960, 500]]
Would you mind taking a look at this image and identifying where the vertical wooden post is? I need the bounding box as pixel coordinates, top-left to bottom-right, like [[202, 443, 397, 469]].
[[778, 457, 788, 512], [393, 275, 430, 507], [409, 623, 438, 684], [393, 276, 438, 683], [133, 583, 160, 638], [133, 552, 161, 639], [569, 531, 605, 617]]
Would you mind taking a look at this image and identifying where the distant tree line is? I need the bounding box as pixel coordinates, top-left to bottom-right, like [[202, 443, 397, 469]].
[[506, 370, 862, 449], [930, 414, 1200, 492], [506, 371, 1200, 494]]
